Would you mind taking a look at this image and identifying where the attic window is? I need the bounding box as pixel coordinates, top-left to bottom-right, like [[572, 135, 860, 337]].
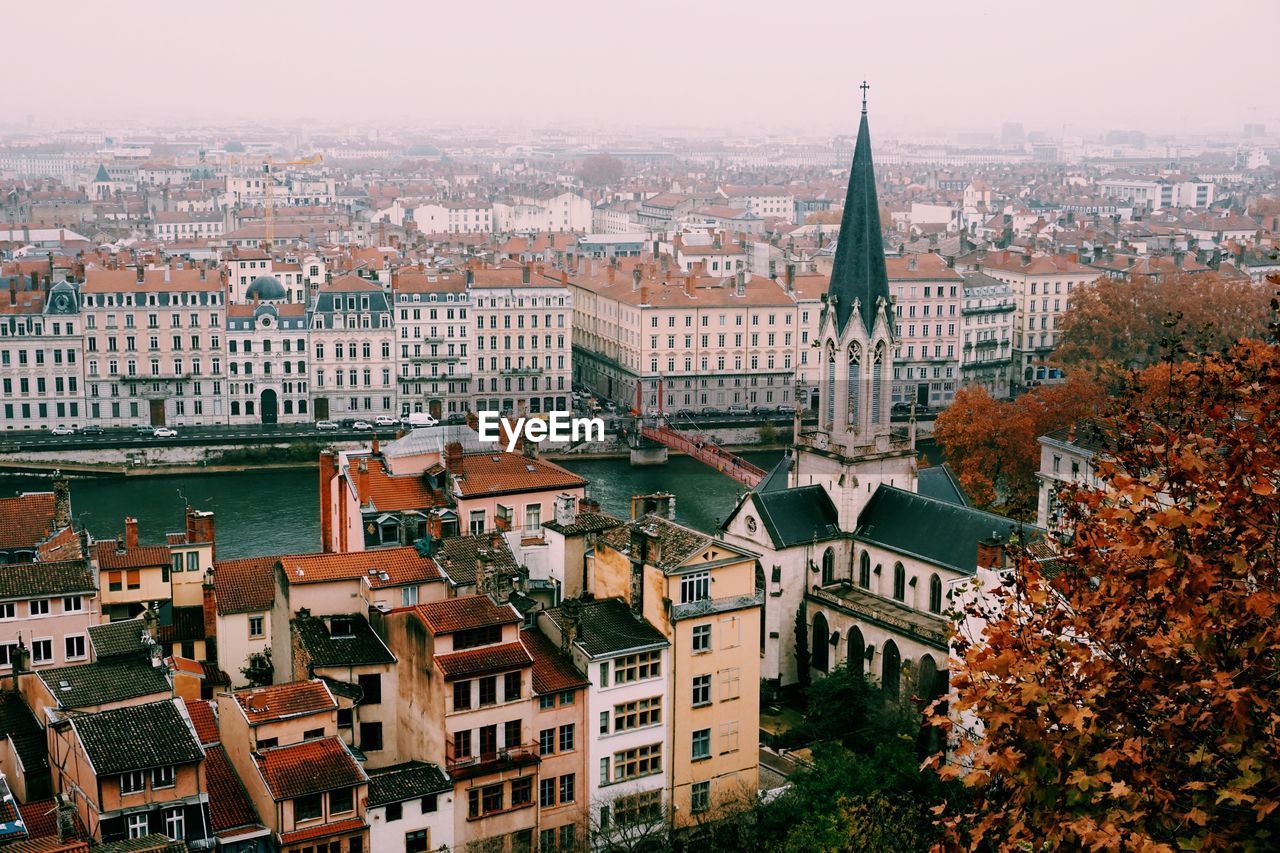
[[330, 618, 354, 637]]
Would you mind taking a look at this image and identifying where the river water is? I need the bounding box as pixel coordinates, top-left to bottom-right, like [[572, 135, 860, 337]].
[[0, 451, 783, 560]]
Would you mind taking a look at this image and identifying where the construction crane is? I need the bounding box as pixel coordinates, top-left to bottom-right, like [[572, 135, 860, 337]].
[[262, 154, 323, 249]]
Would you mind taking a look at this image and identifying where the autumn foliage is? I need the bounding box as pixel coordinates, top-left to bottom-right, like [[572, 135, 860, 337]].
[[1054, 272, 1275, 382], [933, 375, 1103, 516], [935, 335, 1280, 851]]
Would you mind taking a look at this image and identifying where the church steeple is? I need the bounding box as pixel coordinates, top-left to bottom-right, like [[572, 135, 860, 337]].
[[827, 85, 890, 338]]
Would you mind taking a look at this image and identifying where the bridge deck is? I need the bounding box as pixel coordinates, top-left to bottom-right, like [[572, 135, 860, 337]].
[[638, 425, 766, 488]]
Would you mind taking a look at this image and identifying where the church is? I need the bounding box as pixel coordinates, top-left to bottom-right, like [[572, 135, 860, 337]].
[[720, 94, 1033, 701]]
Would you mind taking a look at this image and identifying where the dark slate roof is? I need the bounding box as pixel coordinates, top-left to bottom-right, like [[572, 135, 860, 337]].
[[749, 485, 842, 548], [916, 464, 970, 507], [292, 614, 395, 668], [599, 515, 721, 572], [72, 700, 203, 775], [0, 691, 48, 773], [756, 452, 793, 493], [95, 834, 189, 852], [88, 617, 148, 659], [544, 598, 668, 658], [435, 533, 520, 588], [366, 761, 451, 807], [542, 511, 624, 536], [0, 559, 95, 600], [38, 658, 170, 709], [827, 104, 891, 336], [855, 485, 1036, 575], [1042, 419, 1115, 456]]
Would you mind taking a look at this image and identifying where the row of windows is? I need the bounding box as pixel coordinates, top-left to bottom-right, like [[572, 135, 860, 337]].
[[0, 634, 87, 667], [452, 670, 522, 710]]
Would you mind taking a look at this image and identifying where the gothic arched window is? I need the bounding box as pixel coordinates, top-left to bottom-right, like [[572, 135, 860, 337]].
[[871, 341, 885, 424], [882, 638, 901, 698], [812, 612, 830, 673], [824, 343, 837, 430], [847, 342, 862, 428], [847, 625, 865, 676], [928, 573, 943, 613], [858, 551, 871, 588], [892, 561, 906, 601], [821, 547, 835, 585]]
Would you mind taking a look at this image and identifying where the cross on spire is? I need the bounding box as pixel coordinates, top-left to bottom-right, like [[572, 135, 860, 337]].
[[860, 80, 870, 114]]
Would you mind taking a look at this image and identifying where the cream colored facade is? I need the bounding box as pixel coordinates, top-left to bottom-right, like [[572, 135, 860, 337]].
[[472, 266, 572, 416]]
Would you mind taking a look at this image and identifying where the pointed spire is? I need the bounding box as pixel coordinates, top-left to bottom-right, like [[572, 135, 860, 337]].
[[827, 88, 890, 338]]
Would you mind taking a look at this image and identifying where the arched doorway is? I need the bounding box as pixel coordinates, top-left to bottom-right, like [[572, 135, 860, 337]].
[[881, 639, 901, 698], [847, 626, 864, 676], [261, 389, 278, 424], [812, 612, 829, 673]]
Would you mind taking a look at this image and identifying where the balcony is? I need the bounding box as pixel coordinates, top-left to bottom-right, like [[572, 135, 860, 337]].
[[445, 741, 541, 781], [500, 367, 545, 377]]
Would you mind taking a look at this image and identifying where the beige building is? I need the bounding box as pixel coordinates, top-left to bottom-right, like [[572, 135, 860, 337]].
[[593, 516, 761, 826], [82, 263, 227, 427], [226, 293, 311, 425], [887, 253, 963, 409], [309, 274, 397, 421], [391, 269, 472, 419], [0, 278, 86, 431]]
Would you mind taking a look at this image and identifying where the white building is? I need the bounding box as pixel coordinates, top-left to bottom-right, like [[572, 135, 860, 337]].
[[493, 191, 592, 233], [366, 761, 455, 853], [959, 272, 1016, 399]]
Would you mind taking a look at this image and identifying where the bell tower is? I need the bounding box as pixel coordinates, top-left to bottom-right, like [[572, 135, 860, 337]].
[[793, 84, 917, 528]]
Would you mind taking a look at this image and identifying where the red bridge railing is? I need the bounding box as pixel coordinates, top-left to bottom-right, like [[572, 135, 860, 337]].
[[638, 425, 766, 488]]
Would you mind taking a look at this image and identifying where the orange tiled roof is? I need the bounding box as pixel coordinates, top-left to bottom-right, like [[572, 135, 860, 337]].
[[206, 744, 265, 837], [453, 453, 585, 498], [435, 641, 531, 681], [279, 816, 366, 846], [415, 594, 519, 635], [234, 680, 335, 726], [254, 737, 366, 801], [184, 698, 220, 746], [522, 628, 589, 695], [213, 555, 277, 614], [352, 456, 446, 512], [278, 547, 443, 589], [0, 492, 57, 551], [93, 540, 169, 571]]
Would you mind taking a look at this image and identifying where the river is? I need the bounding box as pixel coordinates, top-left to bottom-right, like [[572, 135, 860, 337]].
[[0, 451, 784, 560]]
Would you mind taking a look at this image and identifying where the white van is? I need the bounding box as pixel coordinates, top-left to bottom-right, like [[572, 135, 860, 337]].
[[407, 412, 439, 428]]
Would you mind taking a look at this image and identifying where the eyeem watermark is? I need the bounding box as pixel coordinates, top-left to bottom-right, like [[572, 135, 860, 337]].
[[477, 411, 604, 452]]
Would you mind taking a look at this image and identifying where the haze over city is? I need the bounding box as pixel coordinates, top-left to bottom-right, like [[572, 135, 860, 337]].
[[6, 0, 1277, 135]]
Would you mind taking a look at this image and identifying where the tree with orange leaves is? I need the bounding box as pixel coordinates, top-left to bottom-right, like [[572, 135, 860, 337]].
[[1054, 272, 1274, 383], [933, 374, 1102, 518], [933, 330, 1280, 851]]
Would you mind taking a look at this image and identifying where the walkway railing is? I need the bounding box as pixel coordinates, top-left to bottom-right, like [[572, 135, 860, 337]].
[[637, 424, 766, 488]]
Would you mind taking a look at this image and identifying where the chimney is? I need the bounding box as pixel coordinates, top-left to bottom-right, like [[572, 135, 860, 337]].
[[465, 268, 474, 286], [639, 285, 650, 305], [579, 496, 600, 514], [607, 265, 616, 285], [521, 264, 531, 284], [444, 441, 464, 475], [371, 436, 380, 456], [684, 274, 696, 298], [554, 493, 579, 527], [124, 517, 139, 549], [560, 597, 582, 653], [319, 449, 339, 553], [356, 457, 371, 505], [52, 472, 71, 529], [632, 268, 642, 291], [1020, 254, 1031, 267], [202, 578, 218, 663], [785, 262, 795, 291], [976, 534, 1006, 571], [185, 508, 217, 559], [907, 254, 917, 271], [734, 270, 746, 297]]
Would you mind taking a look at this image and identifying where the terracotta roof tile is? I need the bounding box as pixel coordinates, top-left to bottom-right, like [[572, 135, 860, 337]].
[[16, 798, 85, 843], [521, 628, 588, 695], [0, 559, 94, 600], [351, 457, 446, 512], [233, 681, 335, 726], [94, 540, 169, 571], [0, 492, 56, 551], [415, 595, 519, 635], [279, 547, 443, 588], [205, 745, 264, 836], [184, 699, 220, 745], [254, 737, 366, 801], [212, 556, 277, 614], [278, 816, 366, 846], [435, 641, 531, 681], [453, 453, 585, 498]]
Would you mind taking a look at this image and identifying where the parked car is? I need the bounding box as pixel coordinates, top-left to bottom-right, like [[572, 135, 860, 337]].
[[727, 404, 750, 416], [892, 402, 913, 415], [373, 415, 399, 427], [136, 424, 157, 436], [777, 404, 797, 415], [675, 408, 697, 419], [700, 406, 724, 417], [444, 413, 468, 426], [152, 427, 178, 438], [50, 425, 75, 436], [352, 420, 374, 431], [80, 424, 105, 436], [751, 405, 775, 416], [407, 412, 438, 428], [316, 420, 340, 431]]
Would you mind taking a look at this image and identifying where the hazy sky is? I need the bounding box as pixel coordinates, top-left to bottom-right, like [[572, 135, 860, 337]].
[[10, 0, 1276, 136]]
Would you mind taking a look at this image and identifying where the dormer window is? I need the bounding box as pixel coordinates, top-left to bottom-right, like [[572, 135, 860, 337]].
[[330, 617, 354, 637]]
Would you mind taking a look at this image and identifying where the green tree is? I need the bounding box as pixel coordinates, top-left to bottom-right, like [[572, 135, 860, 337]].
[[793, 600, 810, 688]]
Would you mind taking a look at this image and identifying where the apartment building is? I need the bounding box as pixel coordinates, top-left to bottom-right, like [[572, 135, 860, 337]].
[[81, 264, 227, 427], [309, 274, 396, 421], [0, 559, 97, 672], [887, 253, 963, 409], [0, 277, 85, 430], [366, 761, 455, 853], [522, 628, 589, 852], [94, 517, 171, 622], [471, 265, 572, 416], [568, 258, 799, 413], [593, 517, 761, 826], [493, 191, 591, 233], [979, 252, 1098, 389], [152, 211, 225, 243], [717, 185, 795, 222], [413, 201, 494, 235], [391, 270, 472, 419], [959, 271, 1016, 399], [537, 598, 671, 842], [225, 281, 311, 425]]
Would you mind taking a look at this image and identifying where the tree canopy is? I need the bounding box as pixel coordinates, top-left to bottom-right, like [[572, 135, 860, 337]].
[[935, 333, 1280, 851], [576, 154, 625, 186]]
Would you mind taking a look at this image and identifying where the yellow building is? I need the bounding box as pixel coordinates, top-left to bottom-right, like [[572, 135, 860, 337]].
[[593, 512, 762, 825]]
